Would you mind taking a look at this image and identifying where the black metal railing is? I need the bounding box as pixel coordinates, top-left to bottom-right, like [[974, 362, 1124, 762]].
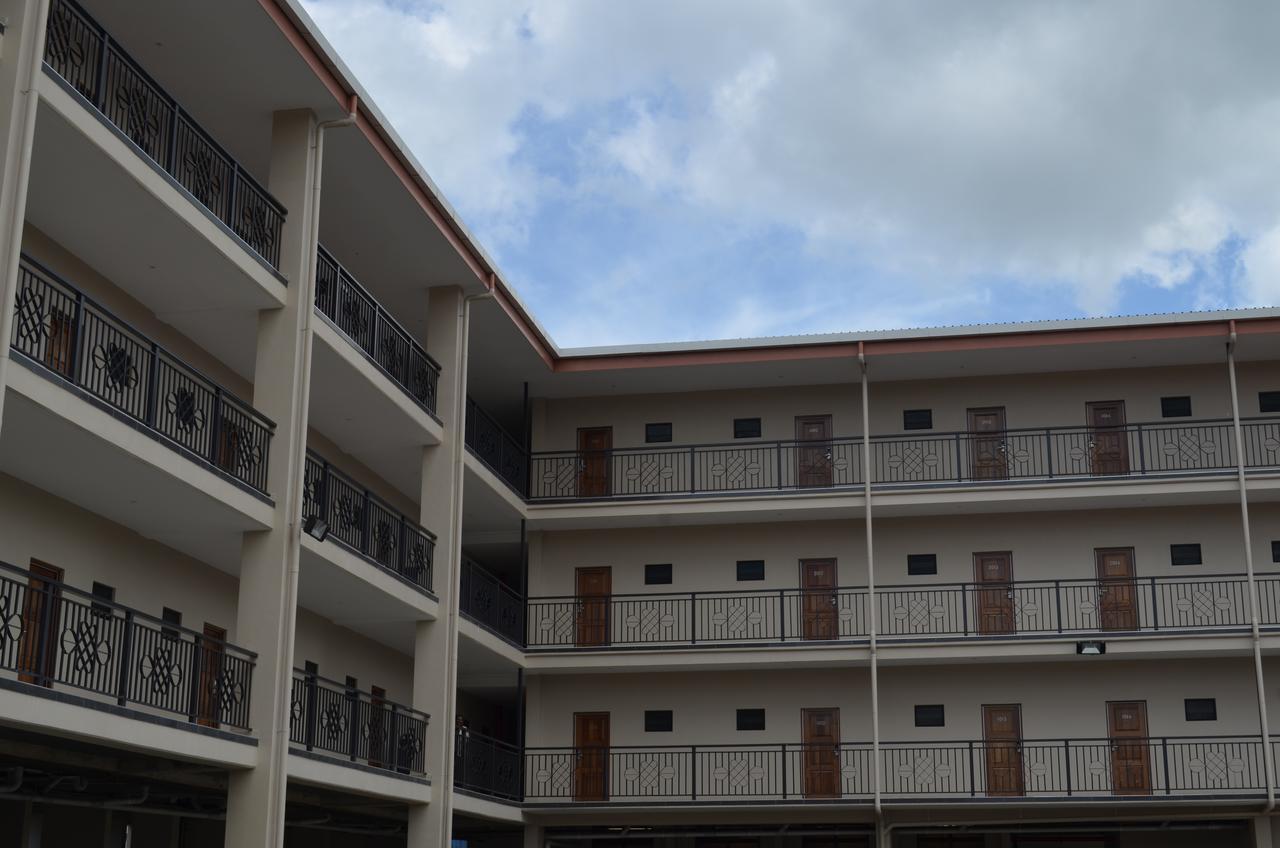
[[0, 561, 255, 730], [302, 452, 436, 593], [455, 730, 523, 800], [525, 573, 1280, 649], [11, 256, 275, 494], [460, 556, 525, 646], [465, 398, 528, 495], [43, 0, 285, 270], [288, 668, 428, 776], [527, 417, 1280, 501], [315, 246, 440, 414], [523, 736, 1267, 802]]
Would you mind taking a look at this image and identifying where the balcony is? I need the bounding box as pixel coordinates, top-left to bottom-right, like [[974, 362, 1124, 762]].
[[525, 572, 1278, 650], [527, 417, 1280, 502], [42, 0, 285, 272], [460, 556, 525, 647], [465, 398, 528, 495], [0, 561, 255, 731], [522, 736, 1267, 804], [314, 245, 440, 415], [455, 730, 523, 801], [288, 668, 428, 777], [10, 255, 274, 495], [302, 452, 436, 594]]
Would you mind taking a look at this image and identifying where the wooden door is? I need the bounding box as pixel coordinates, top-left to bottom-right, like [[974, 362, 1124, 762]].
[[574, 712, 610, 801], [795, 415, 834, 488], [1095, 548, 1138, 631], [974, 552, 1015, 635], [368, 684, 387, 768], [44, 308, 76, 378], [800, 558, 838, 640], [982, 704, 1024, 796], [1087, 401, 1129, 475], [1107, 701, 1151, 795], [575, 567, 611, 647], [967, 407, 1008, 480], [196, 623, 225, 728], [577, 427, 612, 497], [215, 416, 242, 475], [17, 561, 63, 687], [802, 707, 841, 798]]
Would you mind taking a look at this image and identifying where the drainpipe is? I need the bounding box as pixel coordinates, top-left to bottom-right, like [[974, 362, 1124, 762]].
[[1226, 320, 1275, 814], [859, 342, 883, 840]]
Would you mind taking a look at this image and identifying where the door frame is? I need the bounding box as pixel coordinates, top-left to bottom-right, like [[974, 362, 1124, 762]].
[[573, 711, 610, 802], [801, 706, 841, 798], [575, 566, 612, 647], [794, 414, 834, 488], [1106, 700, 1152, 796], [973, 551, 1015, 635], [196, 622, 226, 728], [981, 702, 1024, 797], [1094, 547, 1138, 631], [19, 560, 64, 687], [576, 426, 613, 497], [1086, 400, 1129, 475], [799, 558, 839, 641], [966, 406, 1008, 480]]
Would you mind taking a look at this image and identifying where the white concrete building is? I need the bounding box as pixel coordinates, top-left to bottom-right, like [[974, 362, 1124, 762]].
[[0, 1, 1279, 847]]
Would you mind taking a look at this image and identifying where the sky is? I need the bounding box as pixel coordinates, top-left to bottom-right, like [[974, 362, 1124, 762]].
[[300, 0, 1280, 348]]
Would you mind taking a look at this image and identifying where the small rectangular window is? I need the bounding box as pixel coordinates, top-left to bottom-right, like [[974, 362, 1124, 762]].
[[903, 409, 933, 430], [645, 563, 673, 585], [1170, 543, 1202, 566], [736, 560, 765, 581], [161, 607, 182, 640], [645, 710, 673, 732], [645, 422, 672, 443], [736, 709, 766, 731], [1160, 396, 1192, 418], [1273, 541, 1280, 563], [1260, 391, 1280, 414], [907, 554, 938, 576], [914, 705, 945, 727], [91, 582, 115, 617], [1184, 698, 1217, 721], [733, 418, 762, 439]]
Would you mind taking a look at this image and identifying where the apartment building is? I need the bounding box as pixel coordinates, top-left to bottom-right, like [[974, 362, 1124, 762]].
[[0, 1, 1279, 848]]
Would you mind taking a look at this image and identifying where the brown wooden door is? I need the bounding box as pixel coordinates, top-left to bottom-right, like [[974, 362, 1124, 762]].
[[573, 712, 610, 801], [196, 623, 226, 728], [1108, 701, 1151, 795], [802, 707, 841, 798], [968, 407, 1008, 480], [795, 415, 834, 488], [1095, 548, 1138, 631], [982, 703, 1024, 796], [1087, 401, 1129, 475], [368, 684, 387, 768], [800, 558, 838, 640], [44, 308, 76, 378], [974, 552, 1015, 635], [575, 567, 611, 647], [18, 561, 63, 687], [577, 427, 612, 497]]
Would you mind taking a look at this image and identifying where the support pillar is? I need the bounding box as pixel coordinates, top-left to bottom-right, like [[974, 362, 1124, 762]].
[[20, 802, 41, 848], [523, 823, 544, 848], [224, 109, 321, 848], [1253, 814, 1273, 848], [0, 0, 49, 435], [408, 285, 468, 848]]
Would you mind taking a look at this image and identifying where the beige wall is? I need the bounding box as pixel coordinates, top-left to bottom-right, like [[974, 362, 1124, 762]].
[[526, 658, 1259, 748], [292, 609, 413, 704], [532, 361, 1280, 452]]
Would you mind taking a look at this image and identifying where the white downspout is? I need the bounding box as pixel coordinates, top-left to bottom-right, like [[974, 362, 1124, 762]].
[[859, 343, 883, 841], [1226, 320, 1275, 814]]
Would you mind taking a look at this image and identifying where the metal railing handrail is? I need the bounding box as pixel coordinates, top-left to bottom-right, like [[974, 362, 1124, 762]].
[[290, 667, 426, 722], [524, 734, 1265, 751]]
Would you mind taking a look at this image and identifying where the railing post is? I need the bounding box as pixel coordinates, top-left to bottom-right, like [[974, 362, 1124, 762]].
[[361, 488, 373, 556], [347, 687, 360, 762], [1045, 429, 1054, 478], [68, 291, 85, 382], [227, 165, 240, 238], [94, 34, 111, 109], [208, 388, 223, 466], [689, 593, 697, 644], [305, 671, 318, 752], [954, 432, 963, 481], [968, 741, 976, 796], [1054, 580, 1063, 633], [1136, 423, 1146, 473], [116, 610, 134, 707], [144, 342, 160, 426], [1149, 578, 1159, 631], [688, 445, 696, 493], [778, 589, 786, 641], [781, 743, 788, 798], [1064, 740, 1071, 795], [389, 702, 399, 773], [775, 442, 783, 488], [961, 584, 969, 636], [187, 637, 203, 723], [690, 745, 697, 801], [166, 104, 180, 171], [1161, 738, 1171, 795]]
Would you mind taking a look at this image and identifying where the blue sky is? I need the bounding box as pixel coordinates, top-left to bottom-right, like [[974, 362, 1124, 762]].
[[301, 0, 1280, 347]]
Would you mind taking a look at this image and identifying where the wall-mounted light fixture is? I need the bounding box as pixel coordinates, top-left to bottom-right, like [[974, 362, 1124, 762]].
[[1076, 640, 1106, 656], [303, 515, 328, 542]]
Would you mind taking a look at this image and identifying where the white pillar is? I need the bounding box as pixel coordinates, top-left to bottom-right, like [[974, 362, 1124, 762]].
[[523, 823, 544, 848], [408, 285, 468, 848], [223, 109, 320, 848], [1253, 814, 1274, 848], [0, 0, 49, 435]]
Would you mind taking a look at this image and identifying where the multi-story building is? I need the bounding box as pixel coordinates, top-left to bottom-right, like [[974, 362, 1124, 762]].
[[0, 1, 1278, 848]]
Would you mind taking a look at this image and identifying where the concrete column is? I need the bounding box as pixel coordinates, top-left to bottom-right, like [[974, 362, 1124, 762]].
[[523, 823, 544, 848], [20, 801, 42, 847], [1253, 814, 1274, 847], [0, 0, 49, 434], [408, 285, 468, 848], [224, 109, 320, 848]]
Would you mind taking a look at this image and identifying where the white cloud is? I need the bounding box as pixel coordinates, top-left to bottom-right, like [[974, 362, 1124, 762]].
[[301, 0, 1280, 342]]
